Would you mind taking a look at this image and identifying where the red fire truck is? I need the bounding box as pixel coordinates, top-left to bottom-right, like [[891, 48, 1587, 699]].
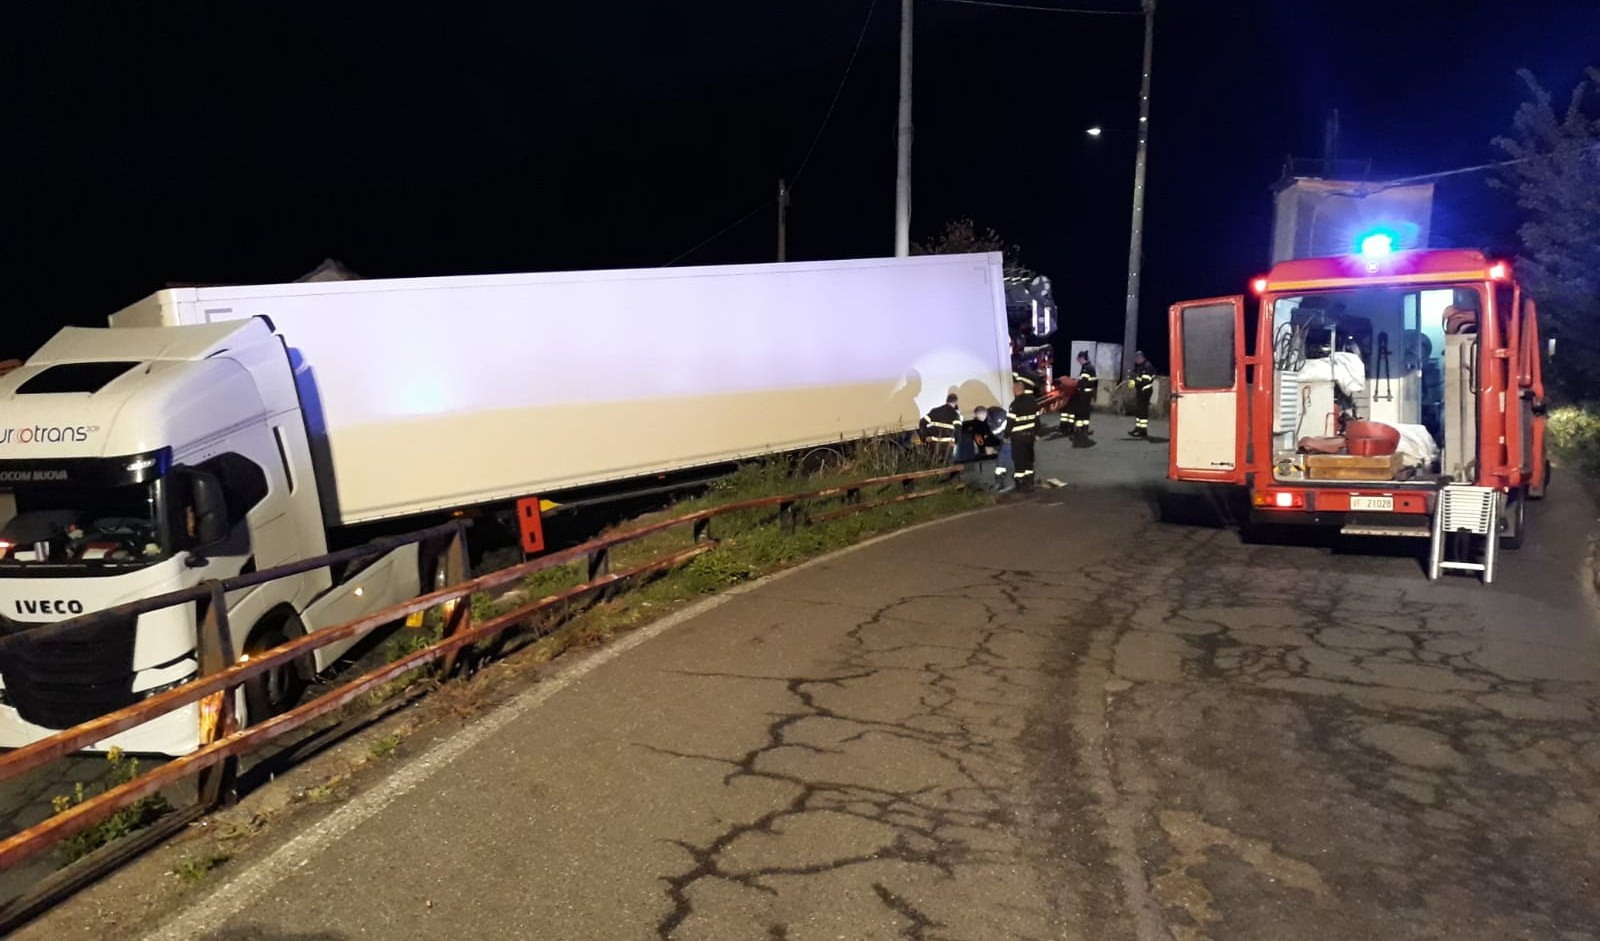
[[1167, 243, 1549, 547]]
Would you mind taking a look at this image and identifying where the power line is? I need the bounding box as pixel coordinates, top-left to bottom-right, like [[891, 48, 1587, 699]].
[[663, 0, 878, 266], [662, 198, 776, 267], [1376, 157, 1534, 187], [663, 0, 1139, 268], [1323, 157, 1536, 198], [792, 0, 879, 190], [929, 0, 1140, 15]]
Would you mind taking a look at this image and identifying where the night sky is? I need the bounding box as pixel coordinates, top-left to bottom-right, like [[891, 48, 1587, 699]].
[[7, 1, 1598, 362]]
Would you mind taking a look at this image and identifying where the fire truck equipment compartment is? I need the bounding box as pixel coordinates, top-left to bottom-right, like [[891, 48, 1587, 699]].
[[1304, 452, 1407, 481]]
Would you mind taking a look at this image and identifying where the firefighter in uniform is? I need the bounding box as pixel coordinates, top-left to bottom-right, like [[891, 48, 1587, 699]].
[[962, 405, 999, 458], [1012, 364, 1040, 396], [1006, 379, 1039, 491], [921, 393, 961, 458], [1071, 350, 1098, 438], [1128, 350, 1157, 437]]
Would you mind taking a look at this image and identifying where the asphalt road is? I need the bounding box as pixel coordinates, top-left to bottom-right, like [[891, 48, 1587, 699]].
[[67, 420, 1600, 940]]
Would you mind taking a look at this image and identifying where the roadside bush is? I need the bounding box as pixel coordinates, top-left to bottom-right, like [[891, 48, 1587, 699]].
[[1546, 404, 1600, 476], [51, 748, 172, 867]]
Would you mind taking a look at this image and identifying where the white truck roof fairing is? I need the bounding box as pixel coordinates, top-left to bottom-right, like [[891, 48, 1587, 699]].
[[0, 320, 282, 461], [110, 254, 1013, 525], [30, 319, 270, 364]]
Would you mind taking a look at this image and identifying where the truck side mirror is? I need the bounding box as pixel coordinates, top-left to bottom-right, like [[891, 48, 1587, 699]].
[[190, 471, 230, 549], [171, 467, 230, 567]]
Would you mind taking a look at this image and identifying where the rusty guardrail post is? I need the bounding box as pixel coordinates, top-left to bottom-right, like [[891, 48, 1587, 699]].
[[195, 580, 238, 808], [587, 546, 610, 582], [587, 545, 614, 601], [438, 522, 474, 677]]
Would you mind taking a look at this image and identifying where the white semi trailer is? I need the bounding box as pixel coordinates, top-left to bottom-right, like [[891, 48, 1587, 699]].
[[0, 253, 1010, 754]]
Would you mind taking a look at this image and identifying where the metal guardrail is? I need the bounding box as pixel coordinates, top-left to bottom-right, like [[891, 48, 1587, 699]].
[[0, 465, 962, 924]]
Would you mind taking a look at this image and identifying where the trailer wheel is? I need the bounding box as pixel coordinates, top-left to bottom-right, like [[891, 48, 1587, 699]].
[[242, 612, 311, 725], [1500, 489, 1527, 551]]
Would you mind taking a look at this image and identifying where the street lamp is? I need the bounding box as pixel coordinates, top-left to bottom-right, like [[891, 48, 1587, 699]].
[[1086, 125, 1104, 138]]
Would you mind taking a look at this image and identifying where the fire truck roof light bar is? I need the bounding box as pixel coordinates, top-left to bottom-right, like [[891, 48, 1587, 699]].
[[1359, 231, 1395, 257]]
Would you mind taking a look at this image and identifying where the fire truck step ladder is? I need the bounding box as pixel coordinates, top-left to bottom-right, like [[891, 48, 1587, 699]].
[[1427, 485, 1501, 584]]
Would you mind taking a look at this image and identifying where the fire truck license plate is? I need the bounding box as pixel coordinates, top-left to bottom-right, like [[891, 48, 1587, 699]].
[[1350, 496, 1394, 512]]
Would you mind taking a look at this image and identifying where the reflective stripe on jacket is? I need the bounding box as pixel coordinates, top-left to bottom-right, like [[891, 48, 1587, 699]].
[[1007, 394, 1039, 438], [923, 403, 961, 442], [1077, 364, 1099, 395]]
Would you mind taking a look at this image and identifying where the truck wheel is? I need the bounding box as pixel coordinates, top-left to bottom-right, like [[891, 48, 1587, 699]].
[[243, 614, 310, 725], [1500, 489, 1527, 551]]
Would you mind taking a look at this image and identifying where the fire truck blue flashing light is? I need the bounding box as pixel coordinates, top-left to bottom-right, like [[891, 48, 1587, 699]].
[[1358, 231, 1395, 257]]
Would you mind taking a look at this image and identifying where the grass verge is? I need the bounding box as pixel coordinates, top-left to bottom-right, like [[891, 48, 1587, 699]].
[[170, 849, 230, 885]]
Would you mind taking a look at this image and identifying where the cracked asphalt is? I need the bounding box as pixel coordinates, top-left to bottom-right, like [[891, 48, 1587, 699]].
[[132, 423, 1600, 941]]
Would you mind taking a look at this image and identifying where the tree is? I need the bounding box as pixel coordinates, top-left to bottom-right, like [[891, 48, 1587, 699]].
[[1493, 67, 1600, 397], [912, 217, 1035, 279]]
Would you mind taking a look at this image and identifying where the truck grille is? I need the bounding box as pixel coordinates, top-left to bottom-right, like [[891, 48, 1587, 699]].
[[0, 612, 140, 729]]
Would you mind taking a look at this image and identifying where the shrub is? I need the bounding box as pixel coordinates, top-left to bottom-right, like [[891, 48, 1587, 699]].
[[1546, 404, 1600, 476], [50, 747, 172, 867]]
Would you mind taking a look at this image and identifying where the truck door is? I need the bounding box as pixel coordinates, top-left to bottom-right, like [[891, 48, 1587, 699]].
[[1168, 296, 1247, 483]]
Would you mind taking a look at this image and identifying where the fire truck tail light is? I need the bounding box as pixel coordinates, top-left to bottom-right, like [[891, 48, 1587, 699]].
[[1253, 490, 1305, 510]]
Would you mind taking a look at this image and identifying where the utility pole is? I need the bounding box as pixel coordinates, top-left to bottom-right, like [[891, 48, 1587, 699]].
[[894, 0, 913, 257], [1120, 0, 1155, 379], [777, 178, 790, 262]]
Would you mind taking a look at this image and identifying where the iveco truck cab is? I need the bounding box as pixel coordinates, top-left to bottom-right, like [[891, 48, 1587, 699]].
[[0, 320, 427, 755]]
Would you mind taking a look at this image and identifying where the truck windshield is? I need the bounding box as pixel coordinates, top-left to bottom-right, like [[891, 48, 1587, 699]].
[[0, 481, 167, 573]]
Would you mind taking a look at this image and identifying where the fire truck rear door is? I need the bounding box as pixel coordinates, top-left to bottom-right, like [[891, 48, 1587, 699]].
[[1168, 295, 1247, 483]]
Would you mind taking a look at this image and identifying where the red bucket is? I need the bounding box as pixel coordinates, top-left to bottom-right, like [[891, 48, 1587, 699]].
[[1344, 420, 1400, 457]]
